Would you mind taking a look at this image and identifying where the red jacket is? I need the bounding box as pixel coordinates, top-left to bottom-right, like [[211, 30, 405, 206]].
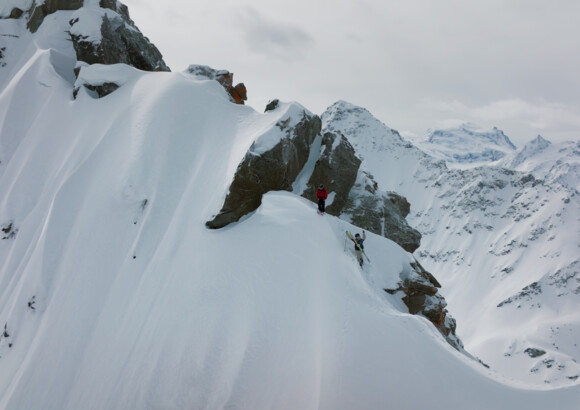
[[316, 187, 328, 200]]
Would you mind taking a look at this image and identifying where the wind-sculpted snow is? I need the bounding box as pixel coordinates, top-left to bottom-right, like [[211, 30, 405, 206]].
[[1, 5, 580, 408]]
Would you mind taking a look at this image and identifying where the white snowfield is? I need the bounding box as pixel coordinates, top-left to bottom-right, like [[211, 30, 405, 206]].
[[0, 12, 579, 410]]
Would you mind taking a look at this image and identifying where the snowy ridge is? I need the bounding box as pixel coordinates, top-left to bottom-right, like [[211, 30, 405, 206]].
[[0, 4, 580, 408]]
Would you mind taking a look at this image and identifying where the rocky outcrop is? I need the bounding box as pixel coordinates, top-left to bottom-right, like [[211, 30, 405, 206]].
[[343, 171, 422, 253], [382, 194, 422, 252], [302, 132, 361, 215], [385, 258, 463, 351], [5, 7, 24, 19], [220, 77, 247, 105], [208, 110, 421, 252], [26, 0, 169, 72], [75, 81, 119, 98], [186, 65, 246, 104], [298, 131, 421, 251], [71, 4, 169, 71], [265, 99, 280, 112], [206, 109, 321, 229]]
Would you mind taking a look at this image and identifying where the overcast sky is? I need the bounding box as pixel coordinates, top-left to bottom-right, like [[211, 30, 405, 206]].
[[122, 0, 579, 147]]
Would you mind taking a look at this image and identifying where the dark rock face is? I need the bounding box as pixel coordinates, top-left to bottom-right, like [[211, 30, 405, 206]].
[[71, 11, 169, 71], [302, 132, 361, 216], [345, 190, 422, 253], [385, 258, 463, 351], [297, 132, 420, 252], [206, 110, 322, 229], [335, 166, 421, 252], [208, 112, 421, 252], [382, 194, 422, 252], [26, 0, 169, 72]]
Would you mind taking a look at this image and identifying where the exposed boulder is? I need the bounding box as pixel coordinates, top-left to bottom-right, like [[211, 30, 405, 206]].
[[8, 7, 24, 19], [73, 62, 139, 99], [206, 108, 321, 229], [185, 65, 247, 104], [75, 81, 119, 98], [385, 258, 463, 351], [230, 83, 247, 104], [265, 99, 280, 112]]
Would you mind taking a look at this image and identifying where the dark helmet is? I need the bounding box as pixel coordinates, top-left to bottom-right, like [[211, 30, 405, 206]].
[[319, 184, 324, 189], [355, 233, 360, 238]]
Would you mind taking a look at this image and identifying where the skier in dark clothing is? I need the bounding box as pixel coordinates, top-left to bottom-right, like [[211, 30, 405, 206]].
[[350, 231, 366, 267], [316, 184, 328, 213]]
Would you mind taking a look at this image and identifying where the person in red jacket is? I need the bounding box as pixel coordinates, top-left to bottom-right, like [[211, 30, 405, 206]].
[[316, 184, 328, 213]]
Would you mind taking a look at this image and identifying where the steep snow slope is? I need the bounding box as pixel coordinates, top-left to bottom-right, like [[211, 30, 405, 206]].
[[1, 22, 579, 409], [322, 101, 580, 386]]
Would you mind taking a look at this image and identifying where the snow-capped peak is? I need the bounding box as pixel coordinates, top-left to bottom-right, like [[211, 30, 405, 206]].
[[501, 134, 552, 169], [528, 134, 552, 149], [321, 100, 408, 154], [416, 123, 518, 166], [499, 134, 580, 191]]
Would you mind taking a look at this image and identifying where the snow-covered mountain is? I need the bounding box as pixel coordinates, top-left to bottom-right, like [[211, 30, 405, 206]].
[[322, 101, 580, 387], [500, 135, 580, 192], [1, 2, 579, 409], [413, 122, 518, 166]]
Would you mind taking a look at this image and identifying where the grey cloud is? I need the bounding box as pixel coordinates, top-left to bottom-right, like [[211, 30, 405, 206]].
[[235, 6, 314, 61]]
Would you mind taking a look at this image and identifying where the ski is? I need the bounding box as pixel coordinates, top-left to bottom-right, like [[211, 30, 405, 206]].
[[345, 231, 370, 262]]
